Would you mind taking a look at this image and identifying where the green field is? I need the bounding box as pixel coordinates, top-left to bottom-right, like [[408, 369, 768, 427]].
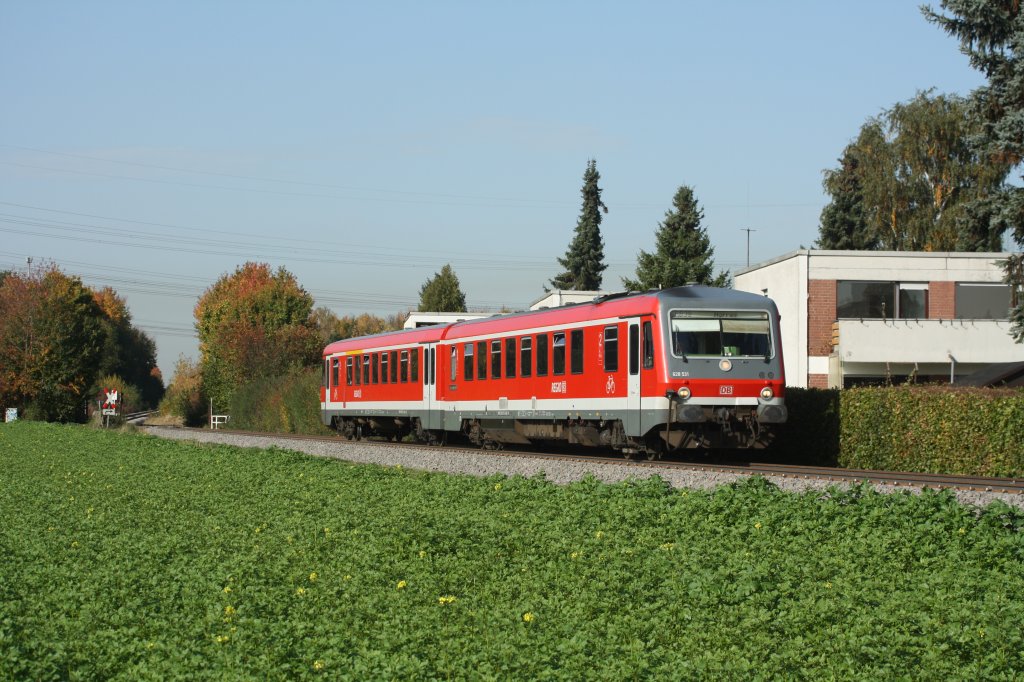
[[2, 422, 1023, 680]]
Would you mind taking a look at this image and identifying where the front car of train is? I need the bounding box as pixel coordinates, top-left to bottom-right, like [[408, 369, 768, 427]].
[[652, 286, 787, 450]]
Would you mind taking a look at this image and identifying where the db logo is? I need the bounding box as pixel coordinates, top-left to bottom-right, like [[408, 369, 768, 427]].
[[605, 375, 616, 394], [719, 385, 734, 396]]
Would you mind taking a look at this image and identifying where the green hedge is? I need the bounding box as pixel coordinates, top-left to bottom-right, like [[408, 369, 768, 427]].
[[228, 367, 331, 435], [840, 386, 1024, 477], [772, 386, 1024, 477]]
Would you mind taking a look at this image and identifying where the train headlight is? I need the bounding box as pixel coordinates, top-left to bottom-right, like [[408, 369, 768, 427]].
[[719, 359, 732, 372], [677, 386, 691, 400], [760, 387, 774, 401]]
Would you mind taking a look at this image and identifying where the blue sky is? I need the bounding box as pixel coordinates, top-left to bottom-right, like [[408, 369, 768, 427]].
[[1, 1, 988, 377]]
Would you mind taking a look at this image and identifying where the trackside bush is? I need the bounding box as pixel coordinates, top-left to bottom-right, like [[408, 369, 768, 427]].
[[840, 386, 1024, 477], [770, 387, 840, 465], [228, 366, 330, 434]]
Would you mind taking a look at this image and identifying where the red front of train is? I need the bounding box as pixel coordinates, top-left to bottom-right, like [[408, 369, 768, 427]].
[[321, 286, 786, 455]]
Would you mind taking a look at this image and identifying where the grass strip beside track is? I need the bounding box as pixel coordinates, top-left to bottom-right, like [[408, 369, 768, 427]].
[[1, 421, 1023, 680]]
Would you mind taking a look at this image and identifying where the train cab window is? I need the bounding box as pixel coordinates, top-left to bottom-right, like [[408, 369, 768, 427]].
[[642, 321, 654, 369], [362, 355, 369, 384], [381, 353, 389, 383], [506, 338, 516, 378], [390, 351, 398, 383], [331, 358, 340, 387], [345, 357, 353, 386], [400, 350, 409, 383], [464, 343, 474, 380], [520, 337, 532, 377], [477, 341, 487, 380], [491, 339, 502, 379], [411, 348, 419, 382], [536, 334, 549, 377], [553, 332, 566, 375], [670, 310, 771, 358], [372, 354, 379, 384], [604, 326, 619, 372], [570, 330, 584, 374]]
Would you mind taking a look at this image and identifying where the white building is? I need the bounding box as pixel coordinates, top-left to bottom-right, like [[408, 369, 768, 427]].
[[734, 250, 1022, 388]]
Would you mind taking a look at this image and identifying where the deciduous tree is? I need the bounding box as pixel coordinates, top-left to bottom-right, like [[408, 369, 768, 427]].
[[194, 262, 320, 408], [622, 185, 729, 291], [550, 160, 608, 291]]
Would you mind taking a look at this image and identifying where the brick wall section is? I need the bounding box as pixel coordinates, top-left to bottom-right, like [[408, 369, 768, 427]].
[[929, 281, 955, 319], [807, 279, 837, 356], [808, 374, 830, 389]]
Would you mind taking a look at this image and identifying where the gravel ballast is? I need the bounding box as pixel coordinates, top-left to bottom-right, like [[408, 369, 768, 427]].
[[143, 426, 1024, 511]]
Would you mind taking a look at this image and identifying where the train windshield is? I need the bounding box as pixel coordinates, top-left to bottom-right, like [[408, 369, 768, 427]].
[[670, 310, 772, 358]]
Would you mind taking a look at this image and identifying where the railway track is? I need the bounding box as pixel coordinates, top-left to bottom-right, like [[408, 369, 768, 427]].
[[144, 425, 1024, 496]]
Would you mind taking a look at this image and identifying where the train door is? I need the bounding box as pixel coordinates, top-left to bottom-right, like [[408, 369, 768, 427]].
[[421, 343, 440, 429], [626, 320, 642, 435]]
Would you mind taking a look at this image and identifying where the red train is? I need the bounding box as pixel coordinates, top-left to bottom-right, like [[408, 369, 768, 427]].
[[321, 286, 787, 456]]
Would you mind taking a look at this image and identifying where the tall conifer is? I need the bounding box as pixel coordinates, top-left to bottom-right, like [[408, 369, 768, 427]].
[[550, 160, 608, 291]]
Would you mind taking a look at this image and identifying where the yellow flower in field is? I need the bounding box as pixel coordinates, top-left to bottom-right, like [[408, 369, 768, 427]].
[[313, 659, 325, 671], [396, 580, 407, 590], [309, 572, 318, 583], [522, 612, 534, 623], [215, 635, 229, 644], [323, 527, 331, 536], [343, 575, 352, 581], [418, 550, 427, 559], [224, 605, 236, 617], [595, 531, 604, 539], [959, 528, 966, 535], [570, 551, 580, 560], [754, 522, 762, 530], [494, 483, 502, 491], [71, 541, 79, 548], [438, 595, 456, 605], [395, 464, 402, 470], [223, 586, 232, 594], [296, 587, 307, 596], [825, 582, 832, 589], [660, 542, 675, 551]]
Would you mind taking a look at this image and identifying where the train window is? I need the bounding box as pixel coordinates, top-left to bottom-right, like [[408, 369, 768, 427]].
[[332, 358, 340, 388], [431, 348, 436, 385], [629, 324, 639, 375], [477, 341, 487, 380], [536, 334, 548, 376], [464, 343, 474, 380], [642, 321, 654, 369], [345, 357, 353, 386], [553, 332, 566, 375], [362, 355, 369, 384], [322, 359, 328, 388], [570, 330, 583, 374], [411, 348, 419, 382], [506, 338, 516, 378], [450, 346, 457, 382], [353, 356, 360, 386], [372, 354, 379, 384], [400, 350, 409, 383], [390, 351, 398, 383], [381, 353, 389, 384], [491, 339, 502, 379], [520, 337, 532, 377], [670, 310, 771, 358], [604, 326, 619, 372]]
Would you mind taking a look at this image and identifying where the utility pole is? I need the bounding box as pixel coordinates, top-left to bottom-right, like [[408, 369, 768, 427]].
[[741, 229, 756, 267]]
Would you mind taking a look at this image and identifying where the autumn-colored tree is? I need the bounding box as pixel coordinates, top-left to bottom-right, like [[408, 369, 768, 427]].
[[195, 262, 320, 408], [0, 266, 105, 421], [91, 286, 164, 407], [157, 355, 206, 426]]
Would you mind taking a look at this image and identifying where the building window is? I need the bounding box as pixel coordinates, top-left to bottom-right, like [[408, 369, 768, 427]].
[[604, 326, 618, 372], [570, 329, 584, 374], [464, 343, 474, 380], [520, 337, 532, 377], [491, 339, 502, 379], [956, 283, 1011, 319], [552, 332, 566, 375], [838, 281, 929, 319], [536, 334, 549, 377]]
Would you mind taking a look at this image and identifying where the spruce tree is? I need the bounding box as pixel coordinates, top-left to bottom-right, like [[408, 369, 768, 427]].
[[816, 148, 876, 250], [418, 264, 467, 312], [549, 160, 608, 291], [622, 185, 729, 291]]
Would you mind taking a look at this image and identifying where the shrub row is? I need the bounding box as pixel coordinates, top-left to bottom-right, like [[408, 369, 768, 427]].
[[774, 386, 1024, 477], [228, 366, 331, 434]]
